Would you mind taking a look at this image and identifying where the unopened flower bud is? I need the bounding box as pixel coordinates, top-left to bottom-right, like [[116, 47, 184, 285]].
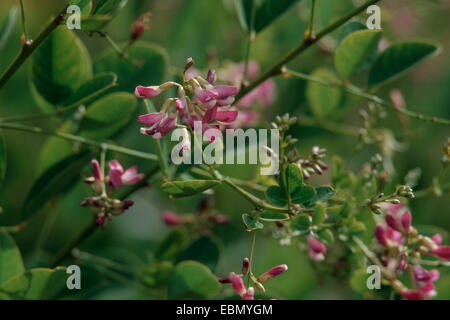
[[257, 264, 288, 283], [231, 274, 246, 297], [241, 258, 249, 275], [242, 287, 255, 300]]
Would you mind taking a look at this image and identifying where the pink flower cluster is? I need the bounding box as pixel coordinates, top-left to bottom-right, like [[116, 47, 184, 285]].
[[374, 203, 450, 299], [82, 159, 143, 228], [219, 258, 287, 300], [135, 59, 239, 140]]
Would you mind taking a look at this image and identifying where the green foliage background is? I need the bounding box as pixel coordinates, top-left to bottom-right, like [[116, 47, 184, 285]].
[[0, 0, 449, 299]]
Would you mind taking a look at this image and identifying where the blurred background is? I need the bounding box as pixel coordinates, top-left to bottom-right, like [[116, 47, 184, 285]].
[[0, 0, 449, 299]]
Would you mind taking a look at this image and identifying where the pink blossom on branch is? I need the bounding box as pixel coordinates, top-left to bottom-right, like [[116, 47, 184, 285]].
[[108, 160, 144, 189]]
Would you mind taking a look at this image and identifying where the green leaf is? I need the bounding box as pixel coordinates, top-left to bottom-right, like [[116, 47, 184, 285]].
[[259, 211, 289, 221], [242, 214, 264, 231], [335, 30, 381, 78], [318, 229, 334, 244], [68, 0, 92, 14], [94, 42, 168, 93], [0, 268, 67, 300], [350, 268, 369, 295], [22, 152, 90, 221], [155, 228, 188, 261], [306, 68, 343, 117], [0, 231, 24, 285], [291, 214, 311, 231], [80, 15, 113, 32], [63, 72, 117, 107], [337, 21, 366, 44], [0, 7, 18, 51], [368, 41, 440, 88], [286, 163, 303, 194], [0, 132, 6, 184], [168, 261, 220, 299], [31, 26, 92, 106], [290, 184, 316, 205], [235, 0, 300, 33], [313, 186, 336, 203], [312, 204, 326, 225], [176, 236, 221, 271], [93, 0, 127, 16], [266, 185, 286, 206], [161, 180, 221, 198], [78, 92, 137, 139]]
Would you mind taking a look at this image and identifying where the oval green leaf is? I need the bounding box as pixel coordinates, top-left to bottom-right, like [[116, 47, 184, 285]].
[[242, 214, 264, 232], [0, 231, 25, 285], [259, 211, 289, 221], [94, 42, 168, 93], [31, 26, 92, 106], [291, 214, 311, 231], [176, 236, 221, 271], [168, 261, 220, 299], [78, 92, 137, 139], [335, 29, 381, 78], [368, 41, 440, 88], [306, 68, 343, 117], [265, 185, 286, 207]]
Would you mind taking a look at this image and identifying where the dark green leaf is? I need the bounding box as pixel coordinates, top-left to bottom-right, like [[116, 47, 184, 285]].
[[22, 152, 90, 221], [176, 236, 221, 271], [78, 92, 137, 139], [80, 15, 113, 31], [0, 231, 24, 285], [306, 68, 343, 117], [93, 0, 127, 16], [265, 185, 286, 206], [161, 180, 221, 198], [259, 211, 289, 221], [335, 30, 381, 78], [0, 132, 6, 184], [0, 7, 18, 51], [0, 268, 68, 300], [167, 261, 220, 299], [368, 41, 440, 88], [286, 163, 303, 194], [313, 186, 336, 203], [290, 184, 316, 205], [63, 72, 117, 108], [235, 0, 300, 33], [31, 26, 92, 106], [242, 214, 264, 231], [94, 42, 168, 93], [155, 228, 188, 261], [291, 214, 311, 231], [137, 261, 174, 288]]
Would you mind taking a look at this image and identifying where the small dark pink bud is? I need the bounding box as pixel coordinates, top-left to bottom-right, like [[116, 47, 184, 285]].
[[385, 214, 398, 231], [401, 290, 424, 300], [375, 225, 388, 247], [257, 264, 288, 283], [218, 276, 232, 284], [162, 211, 184, 226], [206, 69, 216, 85], [91, 159, 102, 181], [401, 211, 411, 233], [242, 258, 249, 275], [431, 246, 450, 261], [231, 274, 246, 297]]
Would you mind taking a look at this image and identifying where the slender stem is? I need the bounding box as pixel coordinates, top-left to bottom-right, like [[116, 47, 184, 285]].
[[156, 139, 169, 178], [234, 0, 381, 103], [0, 5, 68, 90], [306, 0, 317, 39], [247, 231, 257, 286], [50, 166, 159, 268], [284, 69, 450, 126], [242, 0, 257, 84], [0, 122, 158, 161], [99, 32, 126, 58], [19, 0, 28, 41]]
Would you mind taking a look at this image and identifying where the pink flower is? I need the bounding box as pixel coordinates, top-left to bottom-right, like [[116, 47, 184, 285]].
[[108, 160, 143, 189], [307, 236, 326, 261], [385, 211, 412, 233], [231, 274, 246, 297], [257, 264, 288, 283], [374, 225, 404, 247], [431, 246, 450, 261], [402, 266, 440, 299], [432, 234, 443, 246], [139, 113, 178, 139], [396, 253, 408, 274], [135, 85, 161, 98], [162, 211, 185, 226]]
